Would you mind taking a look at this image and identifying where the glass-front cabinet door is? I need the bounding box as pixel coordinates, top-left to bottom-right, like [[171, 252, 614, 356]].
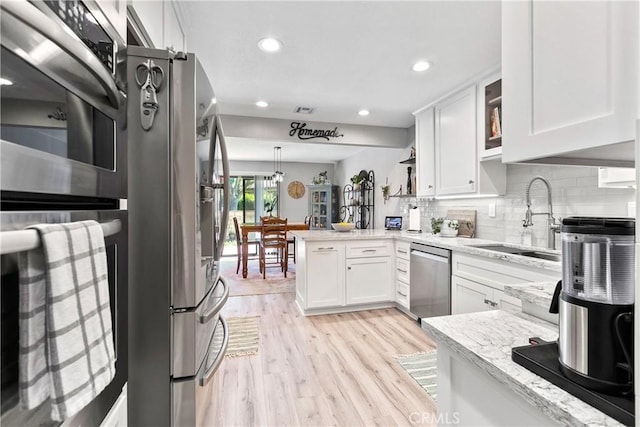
[[308, 185, 338, 229]]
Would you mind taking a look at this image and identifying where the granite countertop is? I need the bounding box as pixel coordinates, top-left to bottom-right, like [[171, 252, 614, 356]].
[[505, 281, 559, 308], [290, 229, 562, 272], [422, 311, 623, 427]]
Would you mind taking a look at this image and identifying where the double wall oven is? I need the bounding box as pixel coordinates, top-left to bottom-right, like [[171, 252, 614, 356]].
[[0, 1, 127, 425]]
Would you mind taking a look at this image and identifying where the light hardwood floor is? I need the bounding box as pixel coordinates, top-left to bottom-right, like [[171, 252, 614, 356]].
[[203, 290, 438, 426]]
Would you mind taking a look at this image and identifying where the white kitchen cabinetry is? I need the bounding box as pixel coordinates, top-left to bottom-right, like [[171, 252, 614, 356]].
[[296, 239, 395, 315], [395, 241, 410, 310], [346, 257, 393, 305], [414, 81, 506, 198], [415, 108, 436, 197], [477, 72, 502, 160], [306, 242, 345, 309], [128, 0, 186, 51], [345, 241, 393, 305], [502, 1, 638, 166], [95, 0, 127, 41], [598, 168, 636, 189], [452, 276, 521, 314], [451, 252, 559, 315], [435, 86, 478, 195]]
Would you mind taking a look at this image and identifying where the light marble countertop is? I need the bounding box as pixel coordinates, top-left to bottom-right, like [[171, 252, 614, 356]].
[[290, 229, 562, 273], [504, 281, 559, 308], [422, 310, 623, 427]]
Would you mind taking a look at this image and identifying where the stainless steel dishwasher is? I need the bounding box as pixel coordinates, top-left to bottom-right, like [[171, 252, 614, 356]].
[[409, 243, 451, 320]]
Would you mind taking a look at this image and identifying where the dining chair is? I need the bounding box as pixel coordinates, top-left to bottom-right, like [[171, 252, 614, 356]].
[[233, 217, 259, 274], [259, 216, 288, 279], [287, 216, 311, 264]]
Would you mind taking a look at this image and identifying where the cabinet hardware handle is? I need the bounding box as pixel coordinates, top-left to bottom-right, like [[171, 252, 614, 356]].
[[317, 247, 334, 251], [492, 301, 498, 307], [398, 250, 407, 254], [484, 298, 491, 305], [397, 268, 407, 273], [348, 266, 352, 270], [428, 185, 433, 188], [398, 291, 408, 297], [469, 179, 475, 184], [362, 249, 377, 253]]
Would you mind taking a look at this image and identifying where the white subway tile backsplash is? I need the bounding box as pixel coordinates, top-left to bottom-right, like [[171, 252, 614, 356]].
[[420, 164, 635, 243]]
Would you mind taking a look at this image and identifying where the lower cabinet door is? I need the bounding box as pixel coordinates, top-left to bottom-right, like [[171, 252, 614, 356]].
[[306, 244, 345, 308], [346, 256, 392, 305], [452, 275, 494, 315]]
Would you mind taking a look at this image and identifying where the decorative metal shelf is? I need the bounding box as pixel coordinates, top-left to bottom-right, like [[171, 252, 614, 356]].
[[390, 194, 417, 198], [399, 157, 416, 164], [340, 170, 375, 229]]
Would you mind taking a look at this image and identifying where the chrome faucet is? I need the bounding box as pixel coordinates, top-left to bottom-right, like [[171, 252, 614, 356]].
[[523, 176, 561, 250]]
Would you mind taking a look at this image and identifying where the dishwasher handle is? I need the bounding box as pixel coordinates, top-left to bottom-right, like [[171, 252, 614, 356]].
[[411, 250, 449, 263]]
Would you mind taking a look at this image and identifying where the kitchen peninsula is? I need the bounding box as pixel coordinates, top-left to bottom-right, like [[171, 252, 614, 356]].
[[290, 229, 560, 316]]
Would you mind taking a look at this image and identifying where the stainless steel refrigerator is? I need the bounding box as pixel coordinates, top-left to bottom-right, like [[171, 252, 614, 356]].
[[127, 46, 230, 427]]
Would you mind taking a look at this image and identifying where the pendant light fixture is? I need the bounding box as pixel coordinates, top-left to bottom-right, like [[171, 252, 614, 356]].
[[272, 146, 284, 183]]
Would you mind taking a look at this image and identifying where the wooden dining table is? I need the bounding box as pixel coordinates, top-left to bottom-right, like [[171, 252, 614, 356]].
[[240, 222, 309, 278]]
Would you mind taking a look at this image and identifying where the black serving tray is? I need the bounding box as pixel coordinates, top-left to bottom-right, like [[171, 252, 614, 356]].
[[511, 342, 634, 426]]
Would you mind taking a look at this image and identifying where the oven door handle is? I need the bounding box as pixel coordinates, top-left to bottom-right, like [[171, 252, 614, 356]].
[[0, 219, 121, 255], [199, 277, 229, 324], [199, 316, 229, 387], [2, 1, 120, 108]]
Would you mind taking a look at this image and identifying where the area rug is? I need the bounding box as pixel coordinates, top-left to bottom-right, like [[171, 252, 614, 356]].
[[224, 316, 260, 357], [221, 257, 296, 297], [395, 351, 438, 401]]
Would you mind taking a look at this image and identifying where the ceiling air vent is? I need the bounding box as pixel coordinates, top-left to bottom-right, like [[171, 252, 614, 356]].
[[294, 106, 314, 114]]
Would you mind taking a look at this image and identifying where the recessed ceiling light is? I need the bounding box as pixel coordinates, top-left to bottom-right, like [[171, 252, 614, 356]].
[[256, 101, 269, 108], [358, 109, 370, 116], [212, 97, 217, 104], [258, 38, 282, 52], [0, 78, 13, 86], [412, 60, 431, 72]]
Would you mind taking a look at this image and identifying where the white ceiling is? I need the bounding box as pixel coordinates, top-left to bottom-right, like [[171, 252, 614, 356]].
[[180, 1, 502, 162]]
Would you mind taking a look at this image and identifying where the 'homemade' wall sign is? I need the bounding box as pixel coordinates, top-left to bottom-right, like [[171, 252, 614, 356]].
[[289, 122, 344, 141]]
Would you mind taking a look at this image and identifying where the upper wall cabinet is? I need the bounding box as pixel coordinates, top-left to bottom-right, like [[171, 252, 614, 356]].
[[415, 108, 436, 197], [502, 1, 638, 167], [128, 0, 186, 51], [435, 86, 478, 195], [414, 79, 506, 198], [477, 72, 502, 160]]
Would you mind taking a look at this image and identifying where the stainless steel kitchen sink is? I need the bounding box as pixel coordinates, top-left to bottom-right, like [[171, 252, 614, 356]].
[[469, 244, 561, 262]]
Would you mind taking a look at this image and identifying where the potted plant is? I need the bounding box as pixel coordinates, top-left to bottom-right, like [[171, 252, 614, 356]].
[[351, 174, 364, 190], [430, 217, 444, 235], [381, 184, 391, 203]]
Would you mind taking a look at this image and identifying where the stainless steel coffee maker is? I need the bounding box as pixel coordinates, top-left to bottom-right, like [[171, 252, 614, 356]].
[[550, 217, 635, 395]]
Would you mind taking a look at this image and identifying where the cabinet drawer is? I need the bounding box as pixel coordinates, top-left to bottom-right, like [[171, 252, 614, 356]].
[[346, 241, 392, 258], [452, 253, 559, 291], [396, 281, 409, 308], [395, 241, 411, 260], [396, 258, 410, 283]]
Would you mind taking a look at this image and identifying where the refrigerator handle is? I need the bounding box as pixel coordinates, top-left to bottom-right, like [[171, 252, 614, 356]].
[[215, 115, 231, 261]]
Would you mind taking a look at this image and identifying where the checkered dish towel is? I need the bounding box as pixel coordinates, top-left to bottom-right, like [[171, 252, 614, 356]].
[[18, 220, 115, 421]]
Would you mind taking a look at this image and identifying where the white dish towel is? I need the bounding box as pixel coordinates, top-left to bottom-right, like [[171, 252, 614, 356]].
[[18, 220, 115, 421]]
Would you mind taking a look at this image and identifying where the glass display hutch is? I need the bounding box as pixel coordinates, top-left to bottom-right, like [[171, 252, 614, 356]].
[[307, 185, 340, 230]]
